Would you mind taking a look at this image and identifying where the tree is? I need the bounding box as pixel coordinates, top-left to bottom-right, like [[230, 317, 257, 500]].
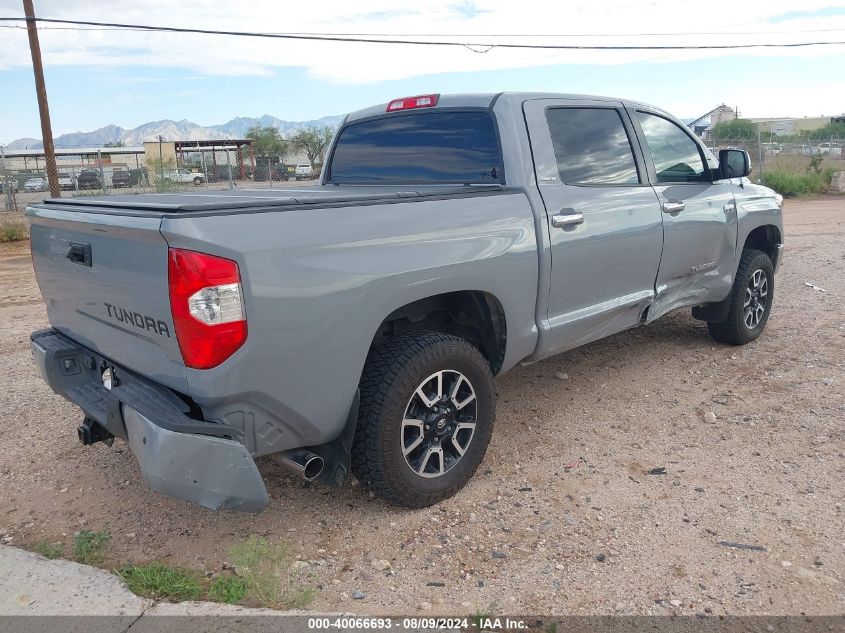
[[245, 125, 288, 163], [104, 141, 125, 148], [290, 125, 335, 166], [809, 121, 845, 140], [710, 118, 758, 139]]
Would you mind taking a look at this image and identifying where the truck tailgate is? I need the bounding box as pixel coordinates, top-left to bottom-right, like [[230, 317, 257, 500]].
[[28, 205, 187, 392]]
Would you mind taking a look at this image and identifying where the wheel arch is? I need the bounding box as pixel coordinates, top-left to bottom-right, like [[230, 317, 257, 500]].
[[371, 290, 508, 375], [741, 223, 782, 270], [693, 228, 780, 324]]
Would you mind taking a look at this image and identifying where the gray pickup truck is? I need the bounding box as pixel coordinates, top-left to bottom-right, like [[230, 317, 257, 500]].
[[28, 92, 783, 512]]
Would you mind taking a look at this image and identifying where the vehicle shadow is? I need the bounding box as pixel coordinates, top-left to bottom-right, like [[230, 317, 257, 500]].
[[251, 308, 717, 511]]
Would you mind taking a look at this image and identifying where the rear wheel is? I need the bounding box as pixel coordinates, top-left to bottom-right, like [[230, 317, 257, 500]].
[[352, 332, 495, 507], [193, 177, 203, 185], [707, 249, 774, 345]]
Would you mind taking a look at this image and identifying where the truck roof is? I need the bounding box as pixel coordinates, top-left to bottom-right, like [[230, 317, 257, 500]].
[[344, 92, 662, 123]]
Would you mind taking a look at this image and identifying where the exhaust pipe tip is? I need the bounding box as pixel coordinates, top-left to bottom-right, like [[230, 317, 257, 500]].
[[301, 454, 324, 481], [273, 449, 325, 482]]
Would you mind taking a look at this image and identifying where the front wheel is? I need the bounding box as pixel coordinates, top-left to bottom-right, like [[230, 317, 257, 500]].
[[352, 332, 495, 507], [707, 249, 775, 345], [193, 177, 203, 185]]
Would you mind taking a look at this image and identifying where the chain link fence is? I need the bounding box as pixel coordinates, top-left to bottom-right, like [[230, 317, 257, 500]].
[[1, 129, 337, 214], [706, 129, 844, 194]]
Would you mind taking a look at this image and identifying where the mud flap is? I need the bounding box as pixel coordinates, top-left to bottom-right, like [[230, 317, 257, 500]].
[[691, 296, 732, 323], [312, 390, 360, 488]]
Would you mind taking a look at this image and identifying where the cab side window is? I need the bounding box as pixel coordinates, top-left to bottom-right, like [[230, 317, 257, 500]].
[[636, 111, 708, 183], [545, 107, 640, 185]]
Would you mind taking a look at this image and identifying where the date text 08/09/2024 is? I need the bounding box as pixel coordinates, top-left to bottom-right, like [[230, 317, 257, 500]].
[[307, 617, 528, 630]]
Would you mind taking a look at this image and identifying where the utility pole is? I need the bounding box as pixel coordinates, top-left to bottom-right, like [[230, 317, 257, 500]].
[[158, 135, 164, 184], [23, 0, 60, 198], [1, 144, 15, 211]]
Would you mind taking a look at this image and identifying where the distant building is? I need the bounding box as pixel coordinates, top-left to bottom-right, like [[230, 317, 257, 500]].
[[143, 139, 254, 181], [749, 115, 843, 136], [708, 105, 739, 128]]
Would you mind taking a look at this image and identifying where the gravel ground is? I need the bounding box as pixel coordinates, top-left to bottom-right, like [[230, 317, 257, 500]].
[[0, 198, 843, 616]]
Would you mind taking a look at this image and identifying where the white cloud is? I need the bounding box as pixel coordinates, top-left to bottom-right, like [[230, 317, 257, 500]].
[[1, 0, 843, 82]]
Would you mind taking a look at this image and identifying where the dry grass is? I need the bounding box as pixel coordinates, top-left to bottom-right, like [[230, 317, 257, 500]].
[[0, 213, 29, 242]]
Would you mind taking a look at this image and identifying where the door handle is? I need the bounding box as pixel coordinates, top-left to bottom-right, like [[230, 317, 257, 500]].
[[551, 212, 584, 228], [662, 199, 685, 214]]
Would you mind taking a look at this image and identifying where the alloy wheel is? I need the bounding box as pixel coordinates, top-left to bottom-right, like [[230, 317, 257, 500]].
[[743, 268, 769, 329], [401, 370, 477, 478]]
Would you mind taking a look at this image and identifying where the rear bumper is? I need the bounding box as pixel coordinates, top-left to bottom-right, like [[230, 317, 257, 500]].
[[30, 328, 269, 512], [122, 407, 268, 512]]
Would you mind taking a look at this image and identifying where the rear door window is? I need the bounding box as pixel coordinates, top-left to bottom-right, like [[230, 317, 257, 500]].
[[545, 107, 640, 185], [328, 111, 503, 184]]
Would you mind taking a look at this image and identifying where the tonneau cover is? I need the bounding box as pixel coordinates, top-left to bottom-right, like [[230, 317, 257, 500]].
[[37, 185, 503, 214]]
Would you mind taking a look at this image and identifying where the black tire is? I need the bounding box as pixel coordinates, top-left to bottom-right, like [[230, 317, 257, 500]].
[[193, 177, 203, 186], [352, 332, 495, 507], [707, 249, 774, 345]]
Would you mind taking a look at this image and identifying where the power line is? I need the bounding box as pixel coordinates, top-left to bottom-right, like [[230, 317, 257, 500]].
[[4, 23, 845, 37], [0, 16, 844, 51]]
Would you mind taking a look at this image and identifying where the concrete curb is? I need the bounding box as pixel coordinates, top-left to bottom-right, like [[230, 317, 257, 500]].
[[0, 545, 151, 617], [0, 544, 311, 630]]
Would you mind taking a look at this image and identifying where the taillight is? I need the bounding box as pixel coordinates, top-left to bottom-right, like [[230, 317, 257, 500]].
[[168, 248, 247, 369], [386, 94, 439, 112]]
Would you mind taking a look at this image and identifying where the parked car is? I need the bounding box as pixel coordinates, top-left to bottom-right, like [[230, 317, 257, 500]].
[[58, 174, 76, 191], [294, 163, 314, 180], [111, 170, 132, 188], [23, 177, 47, 192], [27, 92, 783, 512], [762, 142, 782, 157], [205, 165, 230, 183], [816, 142, 842, 157], [77, 169, 102, 190], [272, 164, 291, 181], [162, 168, 205, 185]]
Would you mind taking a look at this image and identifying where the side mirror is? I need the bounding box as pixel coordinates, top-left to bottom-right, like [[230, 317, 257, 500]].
[[718, 149, 751, 179]]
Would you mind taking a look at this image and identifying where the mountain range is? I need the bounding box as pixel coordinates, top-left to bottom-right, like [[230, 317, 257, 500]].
[[7, 114, 343, 150]]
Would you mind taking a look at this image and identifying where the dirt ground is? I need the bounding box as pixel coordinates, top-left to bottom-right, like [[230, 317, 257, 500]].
[[1, 198, 843, 616]]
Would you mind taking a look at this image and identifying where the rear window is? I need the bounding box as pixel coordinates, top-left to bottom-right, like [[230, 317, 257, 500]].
[[328, 110, 503, 184]]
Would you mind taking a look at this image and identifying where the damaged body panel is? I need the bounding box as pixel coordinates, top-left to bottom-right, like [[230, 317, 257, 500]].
[[124, 407, 268, 512], [646, 182, 738, 322], [31, 328, 268, 512]]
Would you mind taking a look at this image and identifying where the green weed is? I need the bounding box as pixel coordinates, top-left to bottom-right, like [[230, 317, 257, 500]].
[[73, 530, 111, 565], [208, 575, 246, 604], [229, 535, 315, 609], [761, 168, 834, 196], [34, 541, 63, 560], [117, 562, 203, 601]]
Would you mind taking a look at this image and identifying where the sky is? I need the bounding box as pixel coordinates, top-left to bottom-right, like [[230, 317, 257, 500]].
[[1, 0, 844, 143]]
